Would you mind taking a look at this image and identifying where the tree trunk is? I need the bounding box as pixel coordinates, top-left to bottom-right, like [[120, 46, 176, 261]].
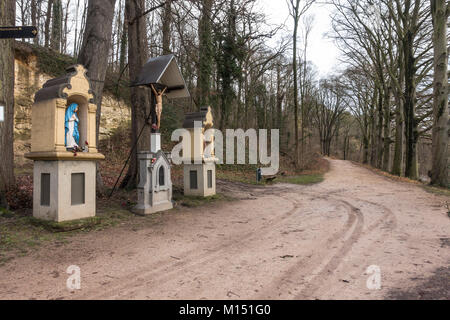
[[51, 0, 62, 52], [119, 20, 128, 73], [162, 0, 172, 55], [197, 0, 213, 107], [74, 0, 81, 54], [0, 0, 16, 208], [430, 0, 449, 187], [363, 135, 369, 164], [376, 86, 384, 168], [120, 0, 151, 190], [31, 0, 38, 45], [392, 94, 404, 176], [77, 0, 117, 194], [44, 0, 53, 48], [382, 86, 392, 172], [369, 94, 377, 166], [62, 0, 70, 54], [403, 32, 419, 180], [292, 1, 300, 167], [276, 64, 284, 131]]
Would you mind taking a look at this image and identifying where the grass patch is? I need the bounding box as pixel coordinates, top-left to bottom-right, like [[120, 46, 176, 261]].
[[354, 161, 450, 198], [26, 216, 103, 232], [0, 187, 234, 266], [0, 207, 133, 266], [216, 169, 260, 185], [277, 174, 324, 185], [423, 185, 450, 197], [216, 163, 261, 185]]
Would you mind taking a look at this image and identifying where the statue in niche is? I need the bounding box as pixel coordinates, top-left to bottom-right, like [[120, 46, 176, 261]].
[[65, 103, 80, 150], [150, 84, 167, 132]]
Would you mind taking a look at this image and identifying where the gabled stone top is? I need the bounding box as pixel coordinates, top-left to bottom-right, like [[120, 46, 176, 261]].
[[182, 106, 213, 129], [34, 64, 95, 103], [150, 149, 171, 167]]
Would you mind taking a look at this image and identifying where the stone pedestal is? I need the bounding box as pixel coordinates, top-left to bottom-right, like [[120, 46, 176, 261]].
[[151, 133, 161, 153], [133, 151, 173, 215], [32, 160, 96, 222], [183, 161, 216, 197]]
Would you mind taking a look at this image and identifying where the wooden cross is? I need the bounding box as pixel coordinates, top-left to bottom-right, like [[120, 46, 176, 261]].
[[0, 26, 37, 39]]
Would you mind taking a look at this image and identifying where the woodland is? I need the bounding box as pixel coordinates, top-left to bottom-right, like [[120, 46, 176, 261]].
[[0, 0, 448, 209]]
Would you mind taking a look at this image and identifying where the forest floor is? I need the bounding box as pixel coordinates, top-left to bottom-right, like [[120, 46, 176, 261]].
[[0, 159, 449, 300]]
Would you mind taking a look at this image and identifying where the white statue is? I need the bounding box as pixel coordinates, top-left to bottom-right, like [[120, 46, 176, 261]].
[[65, 103, 80, 150]]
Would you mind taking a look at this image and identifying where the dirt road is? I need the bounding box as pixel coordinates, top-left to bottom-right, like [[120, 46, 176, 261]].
[[0, 160, 449, 299]]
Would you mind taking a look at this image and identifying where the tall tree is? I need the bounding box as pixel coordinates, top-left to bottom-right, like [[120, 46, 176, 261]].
[[162, 0, 172, 55], [217, 0, 242, 130], [31, 0, 39, 45], [120, 0, 152, 189], [299, 15, 314, 166], [197, 0, 213, 107], [288, 0, 314, 166], [430, 0, 449, 186], [0, 0, 16, 208], [44, 0, 53, 48], [51, 0, 62, 52], [77, 0, 117, 193]]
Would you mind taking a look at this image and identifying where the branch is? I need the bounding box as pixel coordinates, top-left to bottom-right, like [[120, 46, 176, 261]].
[[129, 1, 173, 26]]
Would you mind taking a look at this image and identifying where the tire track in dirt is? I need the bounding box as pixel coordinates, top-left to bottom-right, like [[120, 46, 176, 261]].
[[81, 191, 302, 299], [306, 195, 398, 299], [86, 179, 398, 299], [256, 197, 363, 299], [284, 194, 396, 299], [292, 199, 364, 299]]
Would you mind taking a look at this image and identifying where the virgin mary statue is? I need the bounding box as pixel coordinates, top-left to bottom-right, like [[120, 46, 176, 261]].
[[65, 103, 80, 149]]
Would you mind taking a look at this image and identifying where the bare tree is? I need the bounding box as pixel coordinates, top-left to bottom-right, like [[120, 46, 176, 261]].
[[77, 0, 117, 193], [313, 79, 346, 156], [197, 0, 213, 107], [0, 0, 16, 208], [430, 0, 449, 186], [31, 0, 39, 44], [51, 0, 62, 52], [162, 0, 172, 54], [299, 14, 314, 166], [288, 0, 314, 167], [44, 0, 53, 48], [120, 0, 152, 189]]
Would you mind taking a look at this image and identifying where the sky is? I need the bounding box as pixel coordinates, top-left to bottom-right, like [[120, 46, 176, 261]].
[[15, 0, 340, 78], [258, 0, 341, 78]]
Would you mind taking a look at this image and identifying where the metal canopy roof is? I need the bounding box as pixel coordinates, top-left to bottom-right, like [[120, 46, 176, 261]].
[[130, 54, 190, 99]]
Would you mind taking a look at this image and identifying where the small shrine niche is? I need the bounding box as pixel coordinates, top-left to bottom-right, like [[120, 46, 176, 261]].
[[26, 64, 103, 160], [25, 65, 104, 222], [182, 106, 217, 197], [66, 95, 89, 151], [133, 150, 173, 215], [182, 106, 215, 162]]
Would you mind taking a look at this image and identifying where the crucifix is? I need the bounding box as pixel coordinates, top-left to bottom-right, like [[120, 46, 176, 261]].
[[150, 83, 167, 132], [130, 54, 190, 152]]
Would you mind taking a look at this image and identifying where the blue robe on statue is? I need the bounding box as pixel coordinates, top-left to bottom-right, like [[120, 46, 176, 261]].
[[64, 103, 80, 147]]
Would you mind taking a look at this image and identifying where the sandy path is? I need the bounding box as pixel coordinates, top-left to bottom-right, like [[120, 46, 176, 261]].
[[0, 159, 449, 300]]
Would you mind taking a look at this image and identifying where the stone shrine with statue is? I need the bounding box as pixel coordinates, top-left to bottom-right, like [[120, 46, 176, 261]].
[[182, 106, 217, 197], [25, 65, 104, 222]]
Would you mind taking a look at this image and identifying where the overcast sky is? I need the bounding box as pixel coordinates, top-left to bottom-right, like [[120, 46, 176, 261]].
[[16, 0, 340, 78], [258, 0, 341, 78]]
